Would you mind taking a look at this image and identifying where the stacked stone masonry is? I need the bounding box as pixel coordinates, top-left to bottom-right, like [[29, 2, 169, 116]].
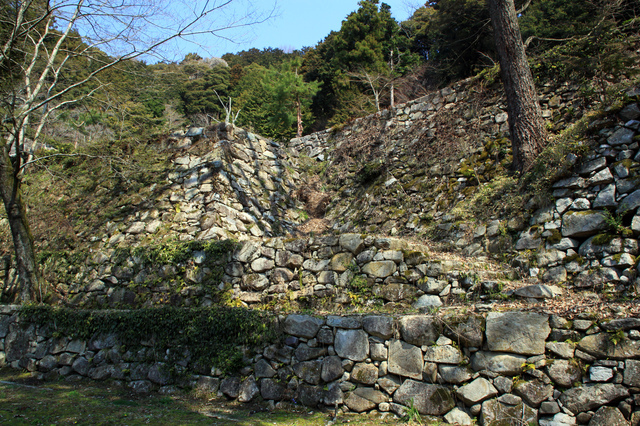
[[3, 306, 640, 425]]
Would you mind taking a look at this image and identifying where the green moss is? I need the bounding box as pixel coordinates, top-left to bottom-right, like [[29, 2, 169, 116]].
[[564, 254, 585, 265], [591, 233, 616, 246], [546, 229, 562, 244]]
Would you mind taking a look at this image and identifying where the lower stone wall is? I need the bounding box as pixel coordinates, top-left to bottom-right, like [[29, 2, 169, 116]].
[[1, 305, 639, 425]]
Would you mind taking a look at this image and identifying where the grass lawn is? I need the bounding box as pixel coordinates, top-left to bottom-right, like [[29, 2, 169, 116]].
[[0, 367, 414, 425]]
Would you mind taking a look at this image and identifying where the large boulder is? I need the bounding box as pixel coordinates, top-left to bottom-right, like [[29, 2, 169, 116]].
[[456, 378, 498, 406], [485, 312, 550, 355], [561, 211, 607, 237], [471, 351, 526, 375], [363, 315, 394, 339], [393, 380, 455, 416], [399, 315, 441, 346], [284, 315, 324, 339], [578, 333, 640, 359], [481, 398, 537, 426], [559, 383, 629, 414], [334, 329, 369, 361], [388, 340, 423, 380]]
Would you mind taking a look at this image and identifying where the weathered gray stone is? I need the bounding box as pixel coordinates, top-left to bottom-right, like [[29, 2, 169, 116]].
[[351, 363, 378, 385], [327, 315, 362, 329], [562, 211, 607, 237], [591, 407, 629, 426], [5, 325, 33, 362], [485, 312, 550, 355], [373, 283, 418, 302], [370, 342, 387, 361], [593, 184, 616, 208], [293, 360, 322, 385], [547, 359, 583, 388], [238, 376, 260, 403], [470, 351, 526, 375], [220, 377, 241, 398], [330, 253, 354, 272], [481, 399, 537, 425], [302, 258, 330, 272], [363, 316, 394, 339], [340, 234, 364, 254], [589, 366, 613, 382], [601, 318, 640, 331], [254, 359, 276, 378], [234, 241, 261, 263], [399, 315, 440, 346], [443, 315, 484, 347], [354, 387, 387, 404], [623, 359, 640, 386], [439, 365, 473, 384], [295, 343, 327, 362], [413, 294, 443, 309], [250, 257, 273, 272], [546, 341, 575, 359], [324, 383, 344, 406], [196, 376, 220, 393], [344, 392, 376, 412], [514, 284, 560, 299], [513, 379, 553, 408], [456, 378, 498, 406], [362, 261, 397, 278], [321, 356, 344, 383], [148, 363, 171, 385], [378, 375, 402, 395], [242, 273, 268, 290], [423, 345, 462, 364], [559, 383, 629, 414], [608, 127, 636, 146], [578, 157, 607, 174], [334, 329, 368, 361], [284, 315, 324, 339], [388, 340, 423, 380], [260, 378, 285, 401], [296, 384, 323, 407], [578, 333, 640, 359], [618, 189, 640, 214], [445, 407, 473, 425], [393, 380, 455, 415]]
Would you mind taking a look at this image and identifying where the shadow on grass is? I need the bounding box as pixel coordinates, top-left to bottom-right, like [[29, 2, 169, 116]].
[[0, 368, 400, 426]]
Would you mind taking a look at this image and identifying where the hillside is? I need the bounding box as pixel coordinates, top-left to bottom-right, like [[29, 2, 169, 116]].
[[1, 72, 639, 318]]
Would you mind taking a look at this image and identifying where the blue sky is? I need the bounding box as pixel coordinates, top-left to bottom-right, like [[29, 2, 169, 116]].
[[165, 0, 421, 61]]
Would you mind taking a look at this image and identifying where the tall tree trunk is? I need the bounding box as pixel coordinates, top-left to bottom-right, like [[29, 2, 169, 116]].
[[296, 95, 303, 137], [488, 0, 546, 172], [0, 140, 42, 303]]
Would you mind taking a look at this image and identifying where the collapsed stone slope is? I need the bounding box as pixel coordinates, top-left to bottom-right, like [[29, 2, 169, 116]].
[[4, 78, 638, 314]]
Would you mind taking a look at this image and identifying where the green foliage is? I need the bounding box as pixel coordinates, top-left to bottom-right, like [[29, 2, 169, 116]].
[[303, 0, 420, 128], [19, 305, 281, 374], [178, 65, 230, 119], [261, 59, 322, 140], [405, 0, 495, 85]]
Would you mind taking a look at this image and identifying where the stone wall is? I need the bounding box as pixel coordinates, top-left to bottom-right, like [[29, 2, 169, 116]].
[[2, 306, 640, 425], [13, 82, 638, 308]]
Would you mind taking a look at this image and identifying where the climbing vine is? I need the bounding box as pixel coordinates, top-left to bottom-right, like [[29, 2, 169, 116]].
[[19, 305, 282, 374]]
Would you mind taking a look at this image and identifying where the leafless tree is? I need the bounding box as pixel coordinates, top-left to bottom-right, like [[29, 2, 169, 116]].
[[0, 0, 275, 302]]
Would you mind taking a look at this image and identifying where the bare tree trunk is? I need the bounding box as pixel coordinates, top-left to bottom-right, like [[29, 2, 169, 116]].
[[488, 0, 547, 172], [296, 95, 303, 137], [0, 142, 42, 303]]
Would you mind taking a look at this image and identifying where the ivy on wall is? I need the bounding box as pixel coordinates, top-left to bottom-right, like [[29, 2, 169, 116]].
[[19, 305, 281, 374]]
